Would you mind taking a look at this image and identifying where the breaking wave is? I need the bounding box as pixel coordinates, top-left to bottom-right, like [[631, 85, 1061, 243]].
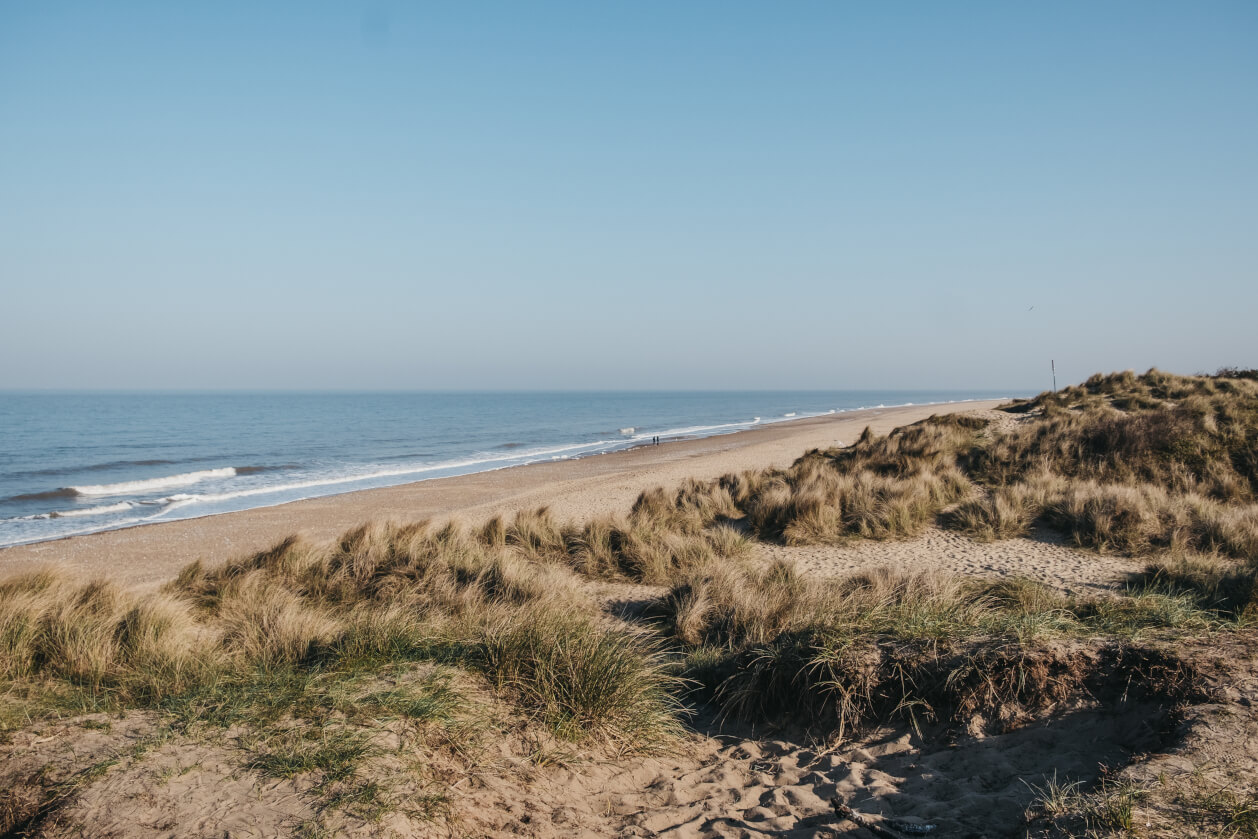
[[24, 501, 138, 520], [70, 468, 238, 497]]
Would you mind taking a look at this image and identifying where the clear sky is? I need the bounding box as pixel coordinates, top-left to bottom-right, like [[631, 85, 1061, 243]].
[[2, 2, 1255, 391]]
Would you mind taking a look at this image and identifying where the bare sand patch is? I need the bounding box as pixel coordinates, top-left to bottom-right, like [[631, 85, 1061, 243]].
[[546, 706, 1169, 838], [760, 527, 1143, 595]]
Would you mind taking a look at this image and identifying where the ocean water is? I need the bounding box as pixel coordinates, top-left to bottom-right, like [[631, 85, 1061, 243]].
[[0, 390, 1021, 547]]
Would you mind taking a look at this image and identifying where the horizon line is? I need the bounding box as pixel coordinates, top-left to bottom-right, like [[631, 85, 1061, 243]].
[[0, 386, 1034, 395]]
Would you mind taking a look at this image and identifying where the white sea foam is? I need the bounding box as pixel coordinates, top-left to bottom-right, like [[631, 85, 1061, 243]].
[[12, 508, 168, 540], [72, 468, 237, 497], [143, 444, 623, 514], [23, 501, 137, 520], [620, 427, 635, 434], [131, 426, 771, 518]]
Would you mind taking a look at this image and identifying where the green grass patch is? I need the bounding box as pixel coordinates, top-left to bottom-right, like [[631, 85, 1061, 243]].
[[248, 726, 372, 784], [477, 608, 684, 749], [359, 670, 461, 724]]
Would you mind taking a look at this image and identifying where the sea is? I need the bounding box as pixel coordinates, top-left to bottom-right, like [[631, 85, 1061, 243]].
[[0, 390, 1023, 548]]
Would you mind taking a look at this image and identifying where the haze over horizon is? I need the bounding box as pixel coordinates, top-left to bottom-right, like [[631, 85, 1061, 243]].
[[3, 2, 1255, 392]]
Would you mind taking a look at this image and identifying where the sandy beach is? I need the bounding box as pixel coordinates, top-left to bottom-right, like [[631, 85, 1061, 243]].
[[6, 371, 1258, 839], [0, 400, 1006, 588], [7, 4, 1251, 833]]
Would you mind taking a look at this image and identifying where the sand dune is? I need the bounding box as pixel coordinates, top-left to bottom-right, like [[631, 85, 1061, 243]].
[[4, 389, 1255, 839]]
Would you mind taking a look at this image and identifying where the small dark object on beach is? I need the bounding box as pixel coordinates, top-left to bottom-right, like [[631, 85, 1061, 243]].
[[828, 796, 936, 837]]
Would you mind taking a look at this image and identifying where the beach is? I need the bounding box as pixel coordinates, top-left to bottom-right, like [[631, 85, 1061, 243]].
[[0, 400, 1005, 588], [5, 372, 1258, 838], [7, 2, 1250, 831]]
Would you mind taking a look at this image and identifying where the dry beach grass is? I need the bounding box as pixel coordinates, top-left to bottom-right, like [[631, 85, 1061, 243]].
[[3, 370, 1258, 837]]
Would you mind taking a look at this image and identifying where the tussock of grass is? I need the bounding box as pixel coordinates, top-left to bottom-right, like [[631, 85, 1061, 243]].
[[557, 511, 748, 584], [630, 479, 740, 535], [742, 423, 976, 544], [477, 606, 683, 749], [1026, 774, 1149, 834], [472, 505, 748, 585], [1132, 553, 1258, 620], [944, 481, 1051, 541], [0, 571, 216, 703], [660, 562, 1211, 733], [175, 519, 582, 616], [1046, 480, 1258, 558], [216, 576, 342, 668], [502, 507, 568, 560], [663, 563, 1054, 652], [665, 559, 818, 649]]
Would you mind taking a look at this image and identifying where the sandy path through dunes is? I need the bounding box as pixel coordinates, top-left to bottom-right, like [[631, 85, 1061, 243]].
[[0, 401, 1004, 588], [430, 697, 1175, 838], [599, 709, 1164, 838]]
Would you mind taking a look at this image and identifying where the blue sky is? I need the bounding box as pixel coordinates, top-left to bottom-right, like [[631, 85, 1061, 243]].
[[2, 1, 1255, 390]]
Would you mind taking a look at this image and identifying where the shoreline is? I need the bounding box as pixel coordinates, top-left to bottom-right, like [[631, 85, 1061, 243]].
[[0, 399, 1006, 588], [1, 396, 1005, 549]]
